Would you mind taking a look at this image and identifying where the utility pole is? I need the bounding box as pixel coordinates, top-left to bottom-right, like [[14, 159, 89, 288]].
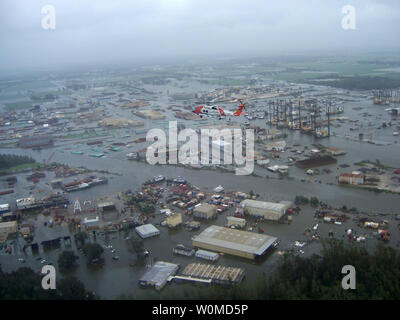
[[327, 105, 331, 137], [298, 100, 301, 129]]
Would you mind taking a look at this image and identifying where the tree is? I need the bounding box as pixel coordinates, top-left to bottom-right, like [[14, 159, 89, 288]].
[[126, 235, 146, 265], [58, 250, 79, 273], [0, 267, 57, 300], [74, 231, 88, 248], [131, 240, 400, 300], [83, 243, 104, 264], [310, 197, 319, 207], [0, 267, 95, 300], [295, 195, 309, 205], [58, 276, 96, 300]]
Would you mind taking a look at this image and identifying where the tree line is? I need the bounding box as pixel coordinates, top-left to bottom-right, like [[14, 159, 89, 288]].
[[1, 239, 399, 300], [0, 154, 36, 170], [127, 240, 400, 300], [0, 266, 95, 300]]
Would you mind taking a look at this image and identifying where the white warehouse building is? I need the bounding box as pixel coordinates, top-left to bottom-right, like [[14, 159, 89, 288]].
[[241, 199, 292, 221]]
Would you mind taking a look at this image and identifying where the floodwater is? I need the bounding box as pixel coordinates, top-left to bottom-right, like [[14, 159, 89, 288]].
[[1, 80, 400, 299]]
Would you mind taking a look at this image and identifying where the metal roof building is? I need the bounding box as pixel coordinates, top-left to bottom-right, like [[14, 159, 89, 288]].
[[193, 203, 216, 219], [192, 225, 277, 260], [226, 216, 246, 228], [166, 213, 182, 228], [135, 223, 160, 239], [181, 263, 245, 284], [139, 261, 179, 290], [195, 249, 219, 261], [0, 221, 18, 239], [241, 199, 292, 221], [83, 216, 100, 229]]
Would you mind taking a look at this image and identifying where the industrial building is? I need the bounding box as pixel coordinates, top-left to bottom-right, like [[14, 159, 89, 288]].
[[226, 216, 246, 228], [338, 173, 365, 185], [0, 221, 18, 239], [83, 217, 100, 230], [135, 224, 160, 239], [0, 204, 10, 216], [181, 263, 245, 284], [241, 199, 292, 221], [193, 203, 216, 219], [139, 261, 179, 290], [166, 213, 182, 228], [195, 249, 219, 261], [192, 225, 278, 260]]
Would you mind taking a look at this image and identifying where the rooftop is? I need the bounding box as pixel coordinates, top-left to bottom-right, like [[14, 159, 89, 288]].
[[339, 173, 365, 178], [135, 223, 160, 236], [181, 263, 245, 283], [192, 225, 277, 256], [139, 261, 179, 289], [241, 199, 290, 212], [194, 203, 216, 213], [0, 221, 17, 228]]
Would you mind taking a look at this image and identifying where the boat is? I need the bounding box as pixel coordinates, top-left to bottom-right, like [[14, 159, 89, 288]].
[[88, 177, 108, 186], [16, 197, 38, 210], [39, 193, 69, 207], [64, 182, 90, 192]]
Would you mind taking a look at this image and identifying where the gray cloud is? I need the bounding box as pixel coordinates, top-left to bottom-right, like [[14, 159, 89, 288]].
[[0, 0, 399, 71]]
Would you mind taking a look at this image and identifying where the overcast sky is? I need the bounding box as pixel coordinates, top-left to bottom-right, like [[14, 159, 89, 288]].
[[1, 0, 399, 71]]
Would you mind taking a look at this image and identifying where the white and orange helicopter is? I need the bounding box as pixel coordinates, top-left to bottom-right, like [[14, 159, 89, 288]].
[[192, 100, 246, 119]]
